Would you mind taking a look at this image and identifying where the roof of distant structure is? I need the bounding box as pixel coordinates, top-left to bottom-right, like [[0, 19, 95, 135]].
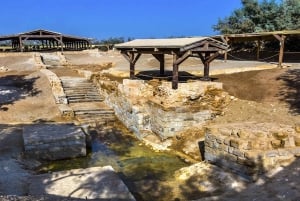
[[213, 30, 300, 42], [0, 29, 90, 42]]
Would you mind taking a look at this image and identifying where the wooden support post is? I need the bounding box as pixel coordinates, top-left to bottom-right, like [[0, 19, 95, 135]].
[[121, 51, 141, 79], [223, 37, 229, 62], [256, 39, 261, 60], [273, 34, 286, 67], [203, 53, 210, 80], [60, 36, 63, 52], [198, 52, 219, 81], [19, 36, 23, 52], [152, 54, 165, 75], [172, 53, 179, 89]]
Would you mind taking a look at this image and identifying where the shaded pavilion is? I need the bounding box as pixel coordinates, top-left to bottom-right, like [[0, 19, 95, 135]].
[[214, 30, 300, 67], [0, 29, 91, 52], [115, 37, 229, 89]]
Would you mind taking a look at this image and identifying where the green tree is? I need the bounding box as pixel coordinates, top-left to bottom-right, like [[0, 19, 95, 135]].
[[279, 0, 300, 30], [213, 0, 300, 34]]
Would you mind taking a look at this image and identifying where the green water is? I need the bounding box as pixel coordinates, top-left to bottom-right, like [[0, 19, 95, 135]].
[[37, 122, 189, 182]]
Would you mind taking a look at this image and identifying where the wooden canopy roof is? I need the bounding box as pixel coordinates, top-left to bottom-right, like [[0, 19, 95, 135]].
[[115, 37, 229, 89], [212, 30, 300, 66], [115, 37, 228, 53], [0, 29, 91, 51], [214, 30, 300, 42]]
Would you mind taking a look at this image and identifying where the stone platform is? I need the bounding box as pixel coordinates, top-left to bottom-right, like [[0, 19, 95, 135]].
[[23, 124, 86, 160], [205, 122, 300, 180], [29, 166, 136, 200]]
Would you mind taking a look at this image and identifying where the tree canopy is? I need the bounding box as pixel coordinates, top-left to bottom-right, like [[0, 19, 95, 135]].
[[213, 0, 300, 34]]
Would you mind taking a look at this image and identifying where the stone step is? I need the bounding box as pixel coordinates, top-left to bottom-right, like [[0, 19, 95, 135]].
[[76, 116, 115, 121], [65, 94, 101, 98], [75, 110, 114, 115], [66, 94, 102, 97], [64, 90, 100, 94], [59, 76, 115, 123], [62, 84, 93, 87], [68, 99, 104, 103], [64, 88, 99, 92]]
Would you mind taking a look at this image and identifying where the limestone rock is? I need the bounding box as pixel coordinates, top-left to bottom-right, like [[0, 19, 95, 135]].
[[23, 124, 86, 160]]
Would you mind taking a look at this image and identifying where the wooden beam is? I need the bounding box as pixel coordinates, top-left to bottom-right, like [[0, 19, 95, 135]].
[[174, 51, 192, 65], [132, 53, 141, 65], [121, 52, 132, 63], [152, 54, 165, 75], [20, 34, 61, 38], [121, 51, 141, 79], [172, 53, 179, 89], [197, 52, 219, 80], [273, 34, 286, 67], [203, 53, 210, 80], [180, 41, 207, 51], [18, 36, 23, 52], [256, 39, 261, 60], [224, 36, 229, 62]]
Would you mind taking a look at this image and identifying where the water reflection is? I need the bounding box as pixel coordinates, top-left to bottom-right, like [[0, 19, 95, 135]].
[[37, 121, 188, 182]]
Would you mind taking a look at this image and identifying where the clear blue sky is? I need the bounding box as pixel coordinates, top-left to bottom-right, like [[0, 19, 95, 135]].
[[0, 0, 241, 40]]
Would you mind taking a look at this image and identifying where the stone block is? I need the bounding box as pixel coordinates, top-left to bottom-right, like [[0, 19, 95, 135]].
[[29, 166, 136, 200], [223, 153, 237, 162], [232, 148, 245, 158], [230, 139, 240, 148], [23, 124, 86, 160], [241, 141, 252, 150], [264, 150, 278, 157]]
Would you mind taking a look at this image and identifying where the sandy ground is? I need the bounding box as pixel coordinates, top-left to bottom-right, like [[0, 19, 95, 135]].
[[0, 50, 299, 200]]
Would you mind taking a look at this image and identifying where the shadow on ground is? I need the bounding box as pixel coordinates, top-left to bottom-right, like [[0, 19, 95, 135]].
[[178, 157, 300, 201], [277, 69, 300, 114], [135, 70, 217, 82], [0, 75, 40, 111]]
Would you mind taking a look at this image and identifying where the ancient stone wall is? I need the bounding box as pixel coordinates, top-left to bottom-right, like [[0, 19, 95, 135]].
[[205, 123, 300, 180], [148, 101, 212, 139], [40, 69, 67, 104], [94, 78, 225, 139]]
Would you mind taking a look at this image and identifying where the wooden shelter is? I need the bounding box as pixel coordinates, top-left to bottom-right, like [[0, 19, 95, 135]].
[[0, 29, 91, 52], [214, 30, 300, 67], [115, 37, 229, 89]]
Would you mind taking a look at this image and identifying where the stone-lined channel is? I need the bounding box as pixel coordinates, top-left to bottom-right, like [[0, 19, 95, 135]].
[[36, 121, 190, 199]]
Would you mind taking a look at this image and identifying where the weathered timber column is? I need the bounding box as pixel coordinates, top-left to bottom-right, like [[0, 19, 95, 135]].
[[219, 36, 230, 62], [152, 54, 165, 75], [121, 51, 141, 79], [59, 35, 63, 52], [172, 51, 192, 89], [198, 52, 220, 81], [203, 53, 210, 80], [273, 34, 286, 67], [172, 53, 179, 89], [256, 39, 261, 60], [19, 36, 23, 52], [130, 61, 135, 79]]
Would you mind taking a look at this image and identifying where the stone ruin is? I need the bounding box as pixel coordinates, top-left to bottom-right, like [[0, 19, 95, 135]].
[[94, 78, 229, 139], [204, 122, 300, 180]]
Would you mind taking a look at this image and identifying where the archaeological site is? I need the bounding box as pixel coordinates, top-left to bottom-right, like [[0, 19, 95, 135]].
[[0, 29, 299, 201]]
